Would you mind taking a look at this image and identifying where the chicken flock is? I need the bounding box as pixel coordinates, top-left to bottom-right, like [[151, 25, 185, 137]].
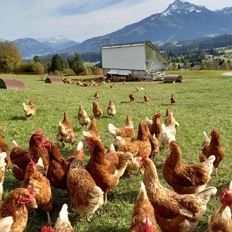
[[0, 89, 228, 232]]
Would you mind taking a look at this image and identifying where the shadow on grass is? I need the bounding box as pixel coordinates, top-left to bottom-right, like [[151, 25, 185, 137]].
[[120, 101, 131, 104], [109, 190, 137, 203], [10, 115, 26, 121], [85, 225, 127, 232]]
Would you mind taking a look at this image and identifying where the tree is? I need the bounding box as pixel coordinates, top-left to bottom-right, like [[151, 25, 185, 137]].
[[50, 54, 65, 72], [33, 55, 41, 63], [68, 53, 85, 74], [0, 41, 22, 73]]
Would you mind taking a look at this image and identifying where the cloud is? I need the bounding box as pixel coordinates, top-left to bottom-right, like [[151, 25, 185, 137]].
[[0, 0, 231, 42], [59, 0, 136, 15]]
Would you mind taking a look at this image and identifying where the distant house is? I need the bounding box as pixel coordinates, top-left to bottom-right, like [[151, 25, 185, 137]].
[[102, 41, 169, 80]]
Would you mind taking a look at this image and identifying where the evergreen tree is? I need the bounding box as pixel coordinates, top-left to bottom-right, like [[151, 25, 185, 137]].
[[68, 53, 85, 74], [33, 55, 41, 63], [51, 54, 65, 72]]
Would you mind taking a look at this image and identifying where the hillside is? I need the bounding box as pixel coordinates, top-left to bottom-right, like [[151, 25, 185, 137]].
[[62, 0, 232, 53]]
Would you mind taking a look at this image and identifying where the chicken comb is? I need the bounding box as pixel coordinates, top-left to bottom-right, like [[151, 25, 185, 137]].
[[35, 130, 43, 136], [41, 226, 55, 232], [220, 188, 232, 206], [141, 154, 148, 161], [18, 186, 35, 204], [27, 185, 35, 198], [145, 216, 152, 232], [26, 159, 36, 173]]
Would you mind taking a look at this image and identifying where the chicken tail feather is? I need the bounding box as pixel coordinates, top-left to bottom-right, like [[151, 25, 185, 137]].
[[108, 123, 117, 135]]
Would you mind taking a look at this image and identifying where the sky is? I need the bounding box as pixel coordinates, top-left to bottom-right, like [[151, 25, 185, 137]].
[[0, 0, 231, 42]]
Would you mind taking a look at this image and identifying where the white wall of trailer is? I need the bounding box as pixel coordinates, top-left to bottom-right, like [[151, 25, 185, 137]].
[[102, 44, 146, 71]]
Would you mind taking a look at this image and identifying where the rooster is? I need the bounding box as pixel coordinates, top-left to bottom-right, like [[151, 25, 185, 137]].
[[0, 186, 38, 232], [78, 105, 91, 127], [92, 101, 103, 118], [163, 141, 215, 194], [129, 182, 159, 232], [57, 112, 75, 146], [199, 129, 224, 178], [207, 181, 232, 232], [107, 100, 116, 117], [143, 158, 217, 232], [23, 99, 36, 117]]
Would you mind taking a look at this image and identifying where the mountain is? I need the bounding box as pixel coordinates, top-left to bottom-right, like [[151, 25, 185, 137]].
[[13, 36, 79, 59], [37, 36, 78, 50], [13, 38, 56, 59], [160, 34, 232, 54], [62, 0, 232, 53]]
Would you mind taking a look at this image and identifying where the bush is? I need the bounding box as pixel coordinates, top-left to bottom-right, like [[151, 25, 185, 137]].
[[62, 68, 75, 76], [16, 62, 44, 74]]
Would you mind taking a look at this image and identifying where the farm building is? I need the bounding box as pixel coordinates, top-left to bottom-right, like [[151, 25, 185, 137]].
[[102, 41, 169, 81]]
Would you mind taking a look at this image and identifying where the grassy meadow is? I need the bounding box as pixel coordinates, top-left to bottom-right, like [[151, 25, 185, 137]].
[[0, 70, 232, 231]]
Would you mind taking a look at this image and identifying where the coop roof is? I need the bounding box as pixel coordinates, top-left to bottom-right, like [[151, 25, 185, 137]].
[[0, 79, 26, 90]]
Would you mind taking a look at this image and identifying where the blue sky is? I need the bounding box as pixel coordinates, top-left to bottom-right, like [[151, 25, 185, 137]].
[[0, 0, 231, 42]]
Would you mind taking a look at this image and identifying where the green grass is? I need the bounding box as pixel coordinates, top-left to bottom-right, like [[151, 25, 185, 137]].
[[0, 70, 232, 231]]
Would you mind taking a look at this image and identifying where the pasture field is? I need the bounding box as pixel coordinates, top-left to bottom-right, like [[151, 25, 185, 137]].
[[0, 70, 232, 231]]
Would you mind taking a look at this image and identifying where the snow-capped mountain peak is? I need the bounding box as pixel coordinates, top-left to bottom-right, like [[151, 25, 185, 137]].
[[162, 0, 206, 16], [37, 36, 70, 44], [220, 7, 232, 14]]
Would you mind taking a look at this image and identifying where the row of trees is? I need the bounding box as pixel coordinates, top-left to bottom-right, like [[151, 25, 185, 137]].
[[169, 51, 232, 70], [0, 41, 88, 75]]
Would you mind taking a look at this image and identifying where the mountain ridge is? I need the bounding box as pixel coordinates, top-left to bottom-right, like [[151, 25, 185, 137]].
[[3, 0, 232, 58]]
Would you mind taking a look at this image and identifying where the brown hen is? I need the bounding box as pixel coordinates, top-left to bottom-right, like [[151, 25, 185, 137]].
[[143, 158, 217, 232], [199, 129, 224, 178], [129, 182, 159, 232], [163, 141, 215, 194]]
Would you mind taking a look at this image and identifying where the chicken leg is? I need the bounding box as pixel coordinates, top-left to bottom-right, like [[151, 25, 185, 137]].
[[47, 212, 52, 226], [215, 167, 218, 179], [104, 192, 108, 205]]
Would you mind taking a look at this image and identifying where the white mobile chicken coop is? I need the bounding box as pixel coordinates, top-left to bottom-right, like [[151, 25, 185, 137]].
[[102, 41, 169, 81]]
